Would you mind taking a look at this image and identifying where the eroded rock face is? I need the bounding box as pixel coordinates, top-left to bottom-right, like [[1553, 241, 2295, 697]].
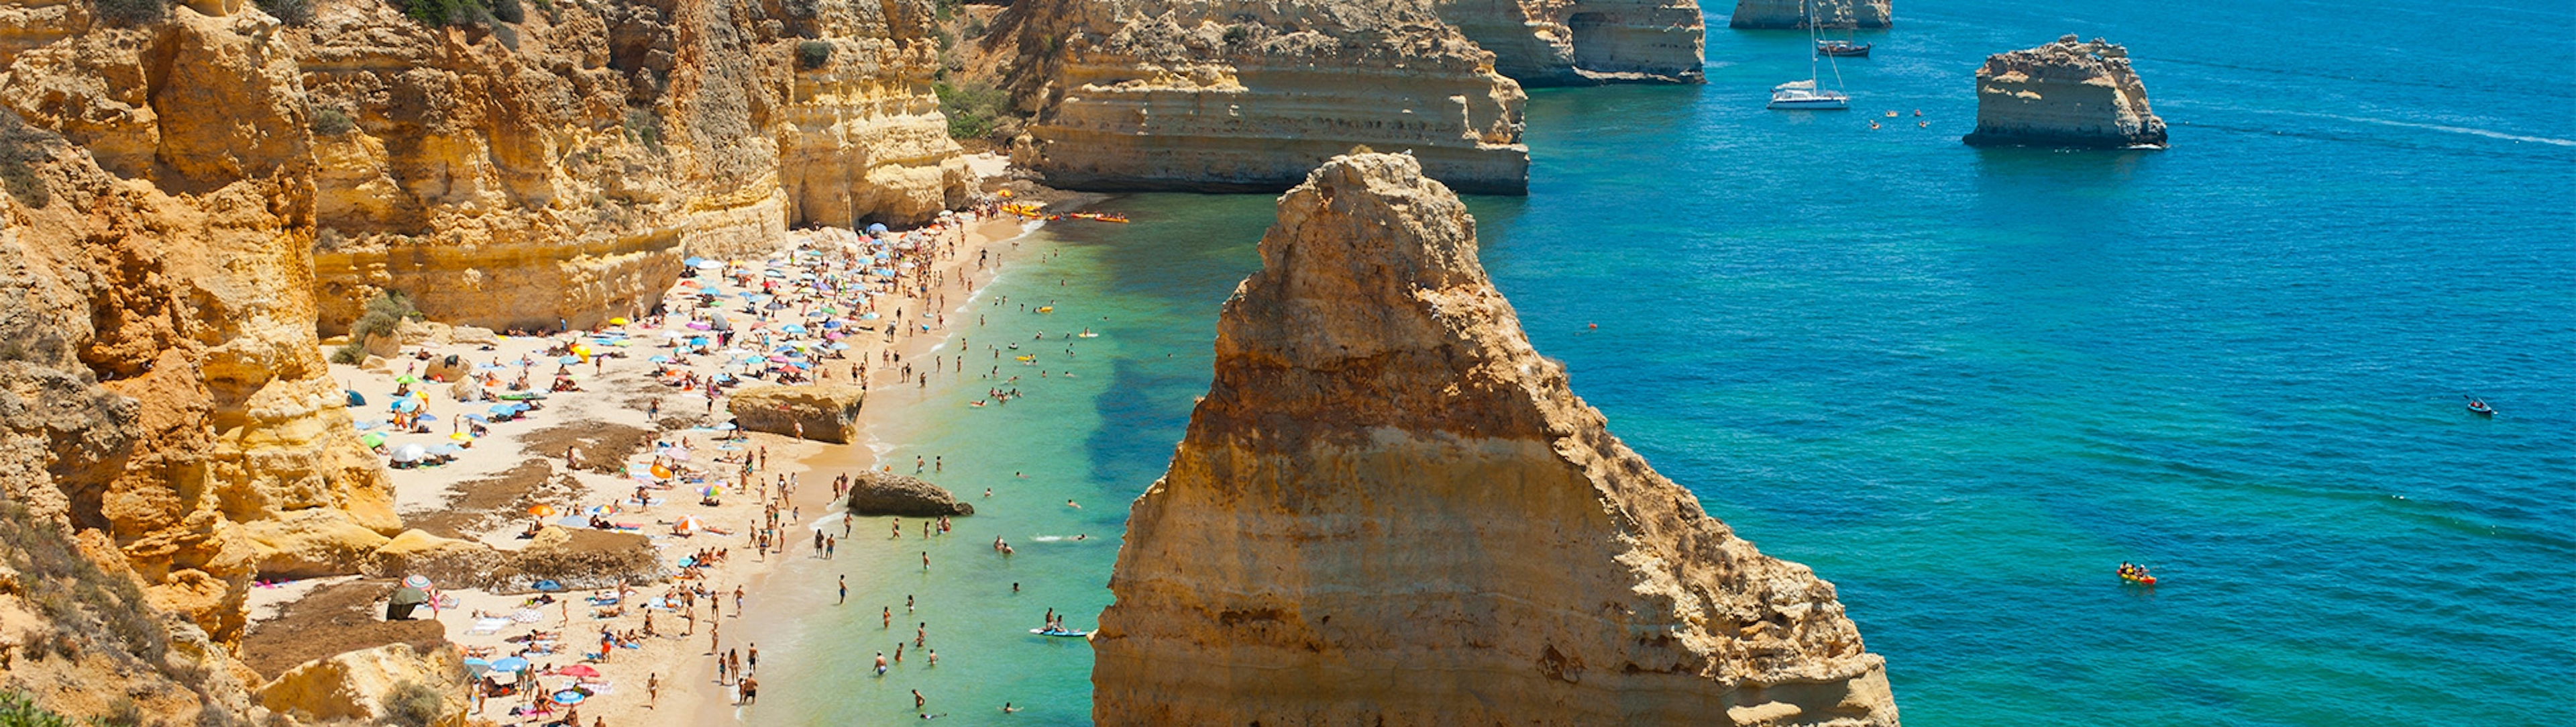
[[727, 383, 865, 443], [0, 103, 393, 645], [288, 0, 968, 332], [255, 642, 470, 725], [844, 471, 973, 516], [1004, 0, 1530, 194], [1964, 35, 2165, 148], [1729, 0, 1887, 29], [1092, 153, 1900, 726], [1438, 0, 1706, 86]]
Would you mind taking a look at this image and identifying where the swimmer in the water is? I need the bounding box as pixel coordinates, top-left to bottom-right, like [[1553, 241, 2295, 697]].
[[1002, 703, 1022, 714], [1065, 499, 1079, 509]]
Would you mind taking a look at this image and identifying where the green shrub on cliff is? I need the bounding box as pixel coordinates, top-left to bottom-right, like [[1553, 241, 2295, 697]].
[[0, 501, 170, 670], [92, 0, 166, 26], [309, 105, 356, 136], [797, 40, 834, 71], [0, 692, 76, 727], [254, 0, 313, 24], [934, 81, 1010, 140], [382, 681, 443, 727], [333, 290, 421, 363]]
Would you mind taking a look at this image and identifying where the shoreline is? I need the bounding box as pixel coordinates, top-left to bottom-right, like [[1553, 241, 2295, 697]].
[[686, 215, 1049, 725], [272, 195, 1052, 727]]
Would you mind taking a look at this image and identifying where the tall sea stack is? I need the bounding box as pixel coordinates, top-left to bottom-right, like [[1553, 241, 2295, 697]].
[[1964, 36, 2168, 148], [1091, 153, 1900, 726]]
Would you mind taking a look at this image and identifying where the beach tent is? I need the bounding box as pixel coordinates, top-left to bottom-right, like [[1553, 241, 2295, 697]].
[[390, 444, 427, 465], [387, 585, 429, 620]]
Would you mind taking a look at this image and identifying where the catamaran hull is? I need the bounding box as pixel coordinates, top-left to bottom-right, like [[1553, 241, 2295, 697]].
[[1769, 97, 1851, 110]]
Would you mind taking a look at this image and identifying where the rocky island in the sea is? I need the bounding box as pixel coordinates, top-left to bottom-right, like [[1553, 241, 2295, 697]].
[[1435, 0, 1707, 85], [1090, 152, 1900, 726], [1730, 0, 1888, 29], [1964, 35, 2168, 148], [1002, 0, 1534, 193]]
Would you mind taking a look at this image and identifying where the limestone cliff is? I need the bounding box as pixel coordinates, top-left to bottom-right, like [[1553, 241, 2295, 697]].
[[1964, 35, 2166, 148], [1436, 0, 1705, 86], [1001, 0, 1530, 194], [1728, 0, 1887, 29], [287, 0, 968, 331], [0, 103, 394, 645], [1093, 153, 1900, 726]]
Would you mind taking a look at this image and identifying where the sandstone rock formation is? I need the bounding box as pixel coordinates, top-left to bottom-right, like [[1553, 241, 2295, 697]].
[[1729, 0, 1888, 29], [254, 641, 470, 725], [728, 383, 866, 443], [487, 527, 663, 593], [0, 98, 394, 646], [288, 0, 969, 332], [362, 528, 505, 587], [1002, 0, 1530, 193], [1964, 35, 2166, 149], [1092, 153, 1900, 726], [844, 471, 974, 516], [1436, 0, 1706, 85]]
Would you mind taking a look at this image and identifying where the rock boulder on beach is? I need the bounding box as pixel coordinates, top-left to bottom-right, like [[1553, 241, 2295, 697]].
[[727, 385, 867, 444], [845, 472, 975, 517], [1090, 153, 1900, 726], [1964, 35, 2167, 148]]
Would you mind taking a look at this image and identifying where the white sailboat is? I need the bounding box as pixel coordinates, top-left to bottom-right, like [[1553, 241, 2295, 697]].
[[1769, 0, 1851, 110]]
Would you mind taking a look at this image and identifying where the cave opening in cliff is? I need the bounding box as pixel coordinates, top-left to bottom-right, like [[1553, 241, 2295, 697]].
[[1566, 12, 1622, 73]]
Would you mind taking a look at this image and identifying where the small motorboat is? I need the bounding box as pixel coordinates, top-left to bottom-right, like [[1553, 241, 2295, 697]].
[[1817, 40, 1872, 57], [2467, 397, 2496, 417]]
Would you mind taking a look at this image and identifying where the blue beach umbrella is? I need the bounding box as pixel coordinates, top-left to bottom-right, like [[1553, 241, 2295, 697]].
[[416, 414, 438, 423], [391, 398, 420, 412], [866, 222, 888, 234], [780, 324, 807, 334], [683, 256, 703, 266], [649, 355, 670, 363], [488, 404, 517, 416], [557, 355, 580, 365], [488, 657, 530, 673]]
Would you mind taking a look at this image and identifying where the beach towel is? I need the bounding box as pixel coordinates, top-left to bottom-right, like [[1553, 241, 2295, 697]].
[[469, 618, 511, 635]]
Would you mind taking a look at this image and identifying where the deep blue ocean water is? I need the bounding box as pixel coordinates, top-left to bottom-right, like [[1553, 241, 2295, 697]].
[[747, 1, 2574, 723]]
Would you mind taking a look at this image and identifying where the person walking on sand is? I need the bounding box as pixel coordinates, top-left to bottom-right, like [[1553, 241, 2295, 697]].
[[647, 673, 659, 708], [839, 575, 848, 604]]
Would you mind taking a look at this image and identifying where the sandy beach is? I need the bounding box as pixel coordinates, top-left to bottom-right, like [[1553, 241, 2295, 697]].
[[243, 189, 1047, 726]]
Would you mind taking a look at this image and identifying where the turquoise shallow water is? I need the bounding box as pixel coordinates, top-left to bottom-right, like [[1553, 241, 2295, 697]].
[[752, 0, 2575, 722]]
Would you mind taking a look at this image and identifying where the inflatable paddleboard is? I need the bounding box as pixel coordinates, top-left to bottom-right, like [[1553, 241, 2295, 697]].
[[1030, 628, 1089, 638]]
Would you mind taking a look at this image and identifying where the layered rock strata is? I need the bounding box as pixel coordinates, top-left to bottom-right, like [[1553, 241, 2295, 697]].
[[1092, 153, 1900, 726], [1436, 0, 1707, 85], [1003, 0, 1530, 193], [289, 0, 969, 331], [1729, 0, 1888, 29], [728, 384, 865, 443], [1964, 35, 2166, 148]]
